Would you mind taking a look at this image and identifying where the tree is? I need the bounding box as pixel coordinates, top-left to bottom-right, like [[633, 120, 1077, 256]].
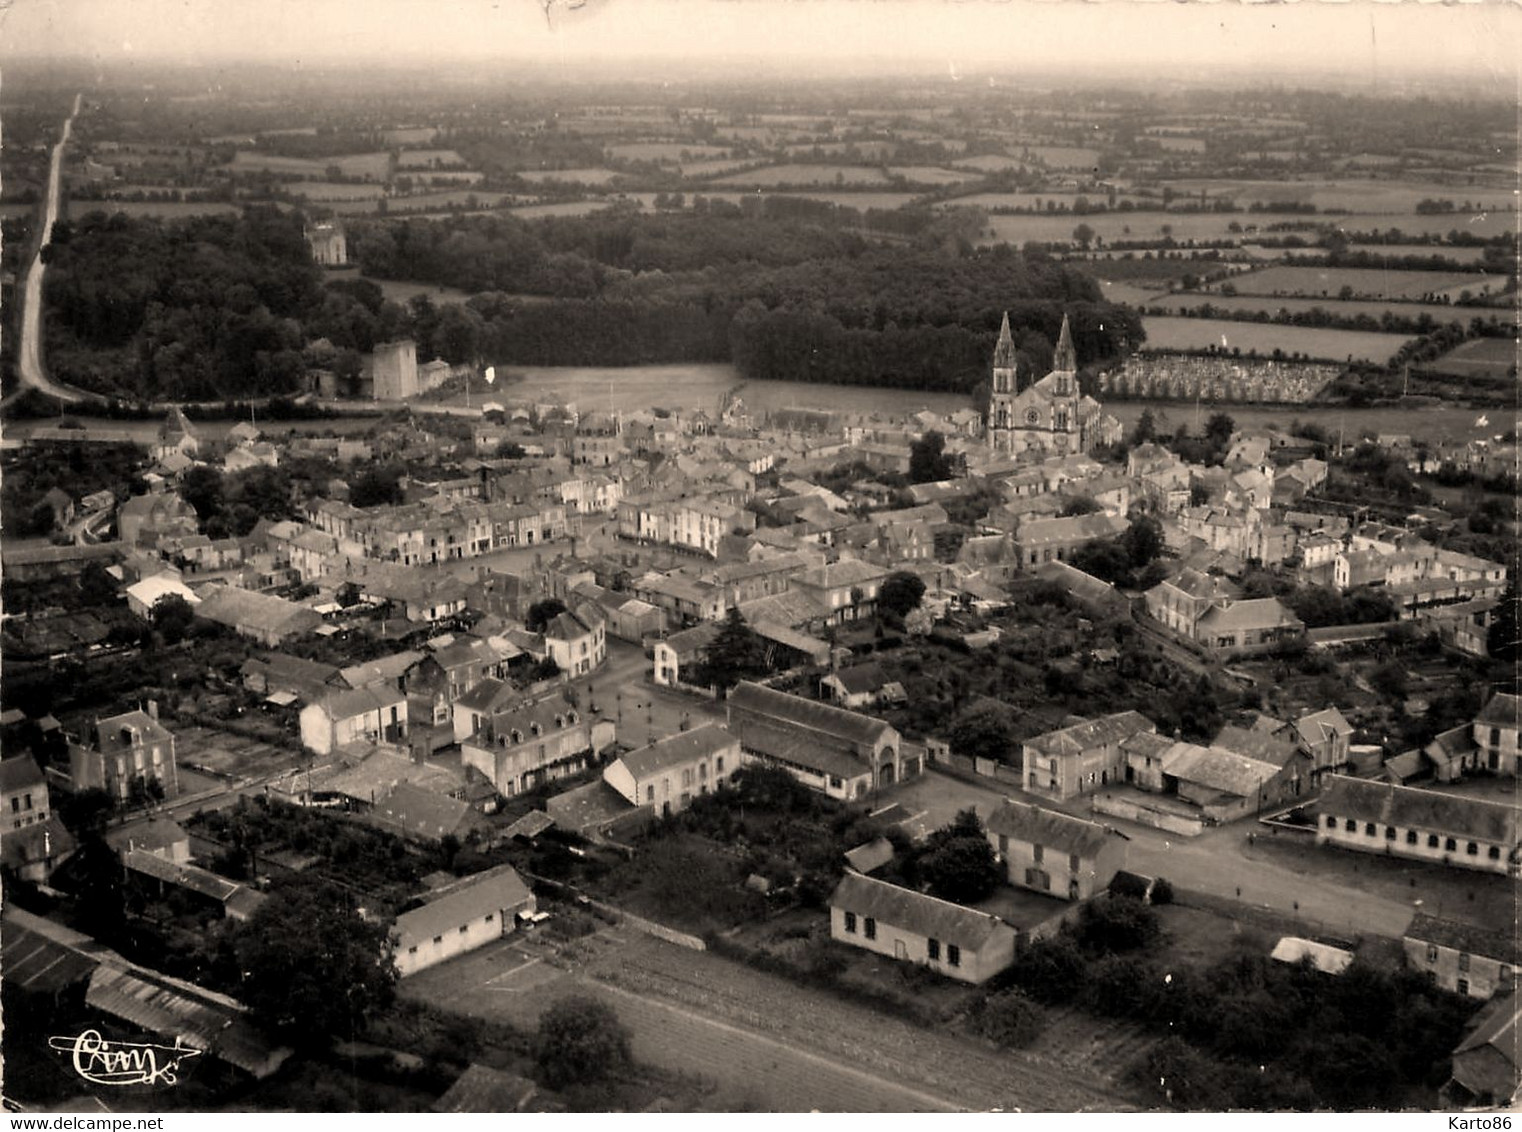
[[1121, 515, 1164, 570], [1072, 223, 1096, 250], [234, 877, 396, 1046], [150, 593, 197, 644], [914, 809, 1003, 904], [878, 571, 926, 619], [972, 989, 1046, 1048], [1489, 578, 1519, 662], [909, 430, 952, 484], [533, 996, 632, 1090], [948, 700, 1020, 763], [1129, 409, 1157, 446], [1060, 495, 1101, 517], [526, 598, 568, 633], [1076, 894, 1160, 954], [1204, 412, 1235, 450], [695, 606, 766, 692]]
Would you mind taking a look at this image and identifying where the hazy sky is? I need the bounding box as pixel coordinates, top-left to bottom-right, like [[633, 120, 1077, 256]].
[[2, 0, 1519, 89]]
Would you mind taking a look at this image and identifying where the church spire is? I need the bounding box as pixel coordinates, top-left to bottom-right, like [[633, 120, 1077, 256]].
[[992, 310, 1017, 369], [1053, 312, 1076, 373]]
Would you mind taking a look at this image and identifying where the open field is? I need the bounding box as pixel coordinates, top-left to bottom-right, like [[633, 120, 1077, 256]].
[[515, 167, 624, 185], [1021, 145, 1101, 169], [1426, 336, 1519, 378], [507, 200, 617, 219], [1118, 289, 1495, 327], [977, 208, 1521, 248], [402, 928, 1143, 1112], [1217, 265, 1498, 301], [885, 166, 979, 184], [678, 159, 760, 178], [281, 181, 386, 200], [64, 199, 241, 219], [1164, 177, 1518, 213], [1349, 243, 1498, 263], [1140, 316, 1413, 362], [712, 163, 893, 186], [227, 151, 391, 180], [0, 202, 36, 219], [380, 127, 437, 146], [396, 149, 466, 168], [606, 142, 732, 162], [946, 190, 1151, 211]]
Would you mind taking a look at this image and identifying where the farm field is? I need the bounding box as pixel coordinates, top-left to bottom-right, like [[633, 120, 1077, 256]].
[[396, 149, 466, 168], [1349, 243, 1498, 263], [678, 159, 761, 178], [1215, 265, 1494, 301], [1164, 177, 1518, 213], [979, 208, 1520, 248], [784, 141, 894, 160], [281, 181, 386, 200], [946, 191, 1152, 211], [227, 150, 391, 180], [515, 167, 624, 185], [64, 199, 240, 219], [1140, 316, 1413, 362], [1121, 289, 1494, 327], [1425, 336, 1519, 378], [380, 127, 437, 146], [606, 141, 732, 162], [401, 928, 1143, 1113], [322, 268, 474, 306], [712, 163, 893, 186], [1021, 145, 1101, 169], [506, 200, 617, 219], [0, 203, 36, 219], [884, 166, 979, 184]]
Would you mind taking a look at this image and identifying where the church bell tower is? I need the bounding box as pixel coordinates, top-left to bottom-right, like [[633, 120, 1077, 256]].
[[987, 311, 1017, 451]]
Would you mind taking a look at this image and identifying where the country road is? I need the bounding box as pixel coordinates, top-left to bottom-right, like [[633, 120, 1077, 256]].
[[11, 91, 89, 406]]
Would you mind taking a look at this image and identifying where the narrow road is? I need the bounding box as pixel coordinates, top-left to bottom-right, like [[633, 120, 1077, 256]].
[[12, 91, 87, 405]]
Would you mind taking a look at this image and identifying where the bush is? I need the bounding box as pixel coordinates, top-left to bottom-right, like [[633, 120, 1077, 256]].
[[533, 996, 632, 1091], [1002, 935, 1086, 1005], [1150, 877, 1174, 905], [1076, 894, 1161, 954], [971, 989, 1046, 1048]]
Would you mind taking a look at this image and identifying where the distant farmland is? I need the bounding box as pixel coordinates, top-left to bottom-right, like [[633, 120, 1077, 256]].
[[515, 168, 624, 185], [1140, 317, 1413, 362], [712, 164, 894, 186], [65, 200, 241, 219], [1218, 266, 1498, 302], [1426, 336, 1518, 379], [1129, 290, 1490, 327]]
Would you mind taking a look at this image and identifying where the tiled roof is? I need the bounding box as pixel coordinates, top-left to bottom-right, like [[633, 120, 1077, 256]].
[[1025, 711, 1154, 758], [1318, 776, 1520, 845], [1405, 912, 1520, 963], [0, 754, 45, 795], [1161, 742, 1282, 799], [394, 864, 532, 951], [433, 1064, 538, 1114], [615, 724, 737, 781], [1477, 693, 1521, 730], [986, 801, 1116, 858], [829, 872, 1013, 951], [728, 682, 892, 750], [369, 781, 476, 841]]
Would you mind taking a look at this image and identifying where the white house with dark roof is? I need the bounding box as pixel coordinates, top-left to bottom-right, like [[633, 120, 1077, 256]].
[[1474, 692, 1521, 777], [1021, 710, 1156, 800], [1316, 776, 1521, 875], [828, 872, 1017, 984], [392, 865, 536, 978], [985, 800, 1127, 901], [70, 707, 180, 802], [542, 602, 606, 677], [1405, 912, 1519, 1000], [299, 685, 409, 755], [603, 724, 740, 817]]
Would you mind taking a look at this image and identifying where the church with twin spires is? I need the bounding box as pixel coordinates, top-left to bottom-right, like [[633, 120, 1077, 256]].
[[986, 311, 1114, 457]]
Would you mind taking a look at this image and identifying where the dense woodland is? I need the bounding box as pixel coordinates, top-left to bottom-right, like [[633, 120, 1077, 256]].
[[42, 203, 1141, 401]]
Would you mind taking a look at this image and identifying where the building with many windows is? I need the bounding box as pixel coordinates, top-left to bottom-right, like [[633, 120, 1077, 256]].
[[827, 871, 1017, 984], [1315, 776, 1520, 876]]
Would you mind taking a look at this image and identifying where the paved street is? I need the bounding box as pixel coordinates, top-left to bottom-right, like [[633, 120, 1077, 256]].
[[11, 92, 87, 406], [885, 768, 1489, 941]]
